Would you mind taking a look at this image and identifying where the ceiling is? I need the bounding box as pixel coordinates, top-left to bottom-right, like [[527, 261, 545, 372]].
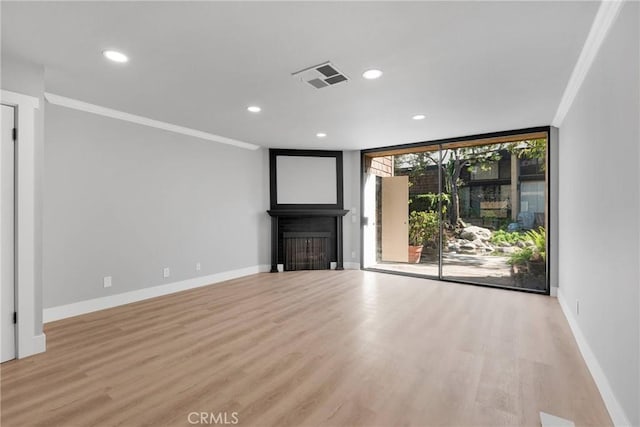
[[2, 1, 598, 150]]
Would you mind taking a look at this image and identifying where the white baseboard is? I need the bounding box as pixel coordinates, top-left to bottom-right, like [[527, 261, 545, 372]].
[[32, 333, 46, 355], [17, 333, 47, 359], [557, 288, 631, 427], [540, 412, 575, 427], [344, 262, 361, 270], [44, 265, 271, 323]]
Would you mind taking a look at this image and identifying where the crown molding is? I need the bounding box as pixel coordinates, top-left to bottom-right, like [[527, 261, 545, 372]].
[[44, 92, 260, 151], [552, 0, 625, 127]]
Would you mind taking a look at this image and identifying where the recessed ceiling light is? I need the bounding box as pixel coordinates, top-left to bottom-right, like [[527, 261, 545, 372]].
[[362, 69, 383, 80], [316, 133, 327, 138], [247, 106, 261, 113], [103, 50, 129, 63], [412, 114, 426, 120]]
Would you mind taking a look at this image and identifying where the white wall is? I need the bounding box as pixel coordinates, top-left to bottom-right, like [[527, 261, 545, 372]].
[[1, 54, 45, 336], [558, 3, 639, 425], [342, 150, 361, 268], [43, 105, 270, 309], [276, 156, 337, 204]]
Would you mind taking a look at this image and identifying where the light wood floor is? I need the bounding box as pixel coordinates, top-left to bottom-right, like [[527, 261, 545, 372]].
[[1, 271, 611, 427]]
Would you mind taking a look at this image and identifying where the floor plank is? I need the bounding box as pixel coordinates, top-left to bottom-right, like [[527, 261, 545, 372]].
[[0, 270, 611, 426]]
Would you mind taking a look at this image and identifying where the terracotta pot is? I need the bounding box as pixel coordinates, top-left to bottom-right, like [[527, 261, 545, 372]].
[[408, 245, 424, 263]]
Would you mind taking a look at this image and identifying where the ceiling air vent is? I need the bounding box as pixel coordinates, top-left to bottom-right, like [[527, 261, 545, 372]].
[[292, 61, 349, 89]]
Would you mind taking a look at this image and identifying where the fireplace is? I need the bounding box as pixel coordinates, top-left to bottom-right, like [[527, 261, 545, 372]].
[[267, 149, 347, 272], [267, 209, 348, 272], [283, 232, 331, 270]]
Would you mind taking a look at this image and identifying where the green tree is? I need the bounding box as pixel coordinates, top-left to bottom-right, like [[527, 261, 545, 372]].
[[508, 138, 546, 168], [396, 146, 503, 225]]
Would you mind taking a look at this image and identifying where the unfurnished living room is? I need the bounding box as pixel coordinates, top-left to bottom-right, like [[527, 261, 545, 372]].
[[1, 1, 639, 426]]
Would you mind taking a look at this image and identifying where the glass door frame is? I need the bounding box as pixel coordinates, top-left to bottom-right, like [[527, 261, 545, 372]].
[[360, 126, 552, 295]]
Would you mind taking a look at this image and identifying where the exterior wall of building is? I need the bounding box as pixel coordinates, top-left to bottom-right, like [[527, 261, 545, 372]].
[[365, 156, 393, 178], [399, 167, 440, 196]]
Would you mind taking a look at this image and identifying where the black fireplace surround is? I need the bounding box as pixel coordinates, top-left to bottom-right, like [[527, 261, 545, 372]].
[[268, 149, 348, 272]]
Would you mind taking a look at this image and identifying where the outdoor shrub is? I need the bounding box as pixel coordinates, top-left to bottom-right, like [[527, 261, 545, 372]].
[[490, 230, 529, 245], [508, 247, 533, 266], [410, 193, 450, 216], [526, 227, 546, 261], [408, 211, 439, 246], [508, 227, 546, 266]]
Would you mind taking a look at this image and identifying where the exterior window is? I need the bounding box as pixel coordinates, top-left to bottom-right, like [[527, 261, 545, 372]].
[[470, 161, 499, 180], [520, 157, 544, 177]]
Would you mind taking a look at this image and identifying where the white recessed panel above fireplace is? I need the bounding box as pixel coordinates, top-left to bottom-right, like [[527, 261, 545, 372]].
[[276, 156, 337, 204]]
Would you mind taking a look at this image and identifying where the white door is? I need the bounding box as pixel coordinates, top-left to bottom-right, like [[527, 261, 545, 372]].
[[381, 176, 409, 262], [1, 104, 16, 363]]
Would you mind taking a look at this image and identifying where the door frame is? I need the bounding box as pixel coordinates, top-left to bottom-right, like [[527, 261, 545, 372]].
[[360, 126, 556, 296], [1, 104, 16, 362], [1, 90, 46, 358]]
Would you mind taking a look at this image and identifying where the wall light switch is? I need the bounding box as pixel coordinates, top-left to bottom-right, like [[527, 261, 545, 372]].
[[103, 276, 112, 288], [196, 262, 201, 271], [163, 267, 170, 278]]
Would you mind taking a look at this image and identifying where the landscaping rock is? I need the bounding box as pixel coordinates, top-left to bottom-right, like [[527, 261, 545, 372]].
[[460, 226, 492, 242], [472, 239, 486, 249], [460, 242, 476, 250]]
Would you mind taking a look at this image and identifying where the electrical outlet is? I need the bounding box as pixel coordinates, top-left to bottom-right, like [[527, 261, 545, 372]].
[[351, 251, 356, 260], [103, 276, 112, 288], [196, 262, 201, 271], [163, 267, 170, 278], [576, 300, 580, 315]]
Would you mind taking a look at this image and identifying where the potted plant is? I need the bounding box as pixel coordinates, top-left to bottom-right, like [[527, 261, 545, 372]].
[[408, 211, 438, 263]]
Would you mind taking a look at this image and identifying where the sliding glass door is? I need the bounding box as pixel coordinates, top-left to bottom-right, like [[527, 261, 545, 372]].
[[362, 146, 442, 279], [362, 131, 549, 293], [439, 138, 547, 291]]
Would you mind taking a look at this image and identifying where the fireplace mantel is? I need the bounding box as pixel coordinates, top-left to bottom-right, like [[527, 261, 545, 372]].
[[267, 209, 349, 273], [267, 209, 349, 217]]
